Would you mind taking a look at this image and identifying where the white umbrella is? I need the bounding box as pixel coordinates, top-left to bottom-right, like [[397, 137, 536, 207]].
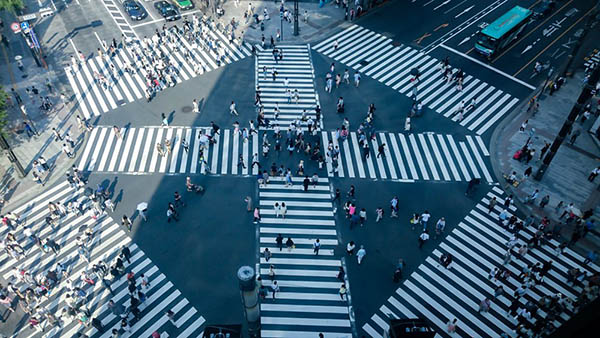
[[137, 202, 148, 211], [14, 55, 22, 61]]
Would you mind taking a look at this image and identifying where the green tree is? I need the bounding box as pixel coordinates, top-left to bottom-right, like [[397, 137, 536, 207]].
[[0, 0, 24, 13], [0, 86, 9, 136]]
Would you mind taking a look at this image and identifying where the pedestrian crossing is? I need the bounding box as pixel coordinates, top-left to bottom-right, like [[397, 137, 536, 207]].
[[362, 186, 599, 337], [66, 29, 253, 120], [256, 44, 322, 130], [76, 126, 260, 175], [312, 25, 520, 135], [322, 131, 493, 182], [258, 177, 353, 337], [0, 180, 206, 337]]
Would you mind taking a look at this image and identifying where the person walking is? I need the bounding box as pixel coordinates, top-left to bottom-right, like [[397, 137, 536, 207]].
[[446, 318, 458, 334], [488, 197, 497, 213], [253, 207, 261, 224], [478, 298, 491, 313], [271, 281, 279, 299], [313, 239, 321, 255], [263, 248, 272, 262], [588, 167, 600, 182], [275, 234, 284, 251], [121, 215, 131, 232], [244, 196, 252, 212], [357, 245, 366, 264], [346, 241, 355, 255], [418, 230, 430, 249], [339, 283, 347, 300], [286, 237, 294, 251], [192, 99, 199, 113], [230, 101, 239, 115], [375, 207, 384, 222], [303, 176, 310, 191], [420, 210, 431, 230]]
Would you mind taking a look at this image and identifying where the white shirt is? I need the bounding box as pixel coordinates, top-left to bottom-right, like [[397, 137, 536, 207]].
[[357, 248, 366, 258], [421, 213, 431, 222]]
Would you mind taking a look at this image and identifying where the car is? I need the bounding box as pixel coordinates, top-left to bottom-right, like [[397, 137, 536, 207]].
[[123, 0, 148, 21], [532, 0, 556, 19], [154, 1, 181, 21], [171, 0, 194, 11]]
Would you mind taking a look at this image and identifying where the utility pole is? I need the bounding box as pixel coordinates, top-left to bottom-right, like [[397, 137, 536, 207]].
[[534, 63, 600, 181], [293, 0, 299, 36]]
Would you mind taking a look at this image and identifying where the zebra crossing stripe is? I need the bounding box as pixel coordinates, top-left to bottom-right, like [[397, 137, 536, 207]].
[[417, 133, 440, 180], [221, 129, 230, 175], [378, 133, 397, 179], [322, 132, 334, 176], [331, 131, 347, 178], [387, 133, 406, 180], [427, 133, 450, 181], [349, 132, 366, 178], [436, 134, 461, 181], [466, 136, 493, 182]]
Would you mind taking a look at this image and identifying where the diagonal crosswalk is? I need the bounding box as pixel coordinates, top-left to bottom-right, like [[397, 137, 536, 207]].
[[362, 186, 599, 337], [0, 181, 206, 338], [76, 126, 260, 175], [322, 131, 492, 182], [66, 29, 253, 119], [256, 44, 321, 130], [312, 25, 520, 135], [258, 177, 352, 338]]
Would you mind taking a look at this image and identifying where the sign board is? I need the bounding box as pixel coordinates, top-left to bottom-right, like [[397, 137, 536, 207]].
[[21, 13, 36, 21], [10, 22, 21, 33], [20, 21, 30, 31]]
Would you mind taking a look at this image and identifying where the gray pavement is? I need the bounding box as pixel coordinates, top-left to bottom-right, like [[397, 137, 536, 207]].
[[491, 69, 600, 254]]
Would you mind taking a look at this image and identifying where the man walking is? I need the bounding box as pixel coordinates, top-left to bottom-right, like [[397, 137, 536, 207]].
[[313, 239, 321, 255], [418, 230, 429, 249], [303, 176, 310, 191], [377, 143, 386, 158], [230, 101, 239, 115]]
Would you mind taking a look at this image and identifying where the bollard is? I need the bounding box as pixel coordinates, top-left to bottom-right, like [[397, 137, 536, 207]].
[[237, 266, 260, 336]]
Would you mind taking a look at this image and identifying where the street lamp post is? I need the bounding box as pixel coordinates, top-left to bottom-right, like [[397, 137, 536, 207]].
[[238, 266, 260, 336], [293, 0, 299, 36]]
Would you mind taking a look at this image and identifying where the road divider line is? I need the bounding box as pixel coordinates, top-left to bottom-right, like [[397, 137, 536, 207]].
[[439, 44, 536, 90]]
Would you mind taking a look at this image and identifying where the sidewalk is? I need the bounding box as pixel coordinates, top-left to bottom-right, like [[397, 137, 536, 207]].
[[219, 0, 377, 45], [490, 69, 600, 255], [0, 5, 82, 212]]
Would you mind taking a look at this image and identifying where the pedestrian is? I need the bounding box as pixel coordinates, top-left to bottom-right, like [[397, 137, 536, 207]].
[[121, 215, 132, 232], [166, 310, 176, 325], [420, 210, 431, 230], [375, 207, 384, 222], [569, 128, 581, 145], [230, 101, 239, 115], [166, 206, 178, 223], [62, 143, 74, 158], [313, 239, 321, 255], [346, 241, 355, 255], [275, 233, 283, 251], [271, 280, 279, 299], [23, 122, 35, 138], [339, 283, 347, 300], [354, 72, 361, 87], [488, 197, 497, 213], [244, 196, 252, 212], [253, 207, 261, 224], [263, 247, 271, 262], [286, 237, 294, 251], [357, 245, 366, 264], [588, 167, 600, 182], [435, 217, 445, 239], [161, 113, 169, 126], [347, 185, 355, 199], [446, 318, 457, 334], [519, 120, 528, 132], [539, 195, 550, 208], [52, 128, 63, 142], [584, 250, 598, 265], [478, 298, 491, 313], [303, 176, 310, 191], [418, 230, 429, 249], [192, 99, 199, 113]]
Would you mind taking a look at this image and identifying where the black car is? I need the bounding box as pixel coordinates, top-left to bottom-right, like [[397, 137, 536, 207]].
[[154, 1, 181, 21], [123, 0, 148, 21], [532, 0, 556, 19]]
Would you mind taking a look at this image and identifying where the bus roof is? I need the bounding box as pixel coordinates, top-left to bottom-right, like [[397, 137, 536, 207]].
[[481, 6, 532, 40]]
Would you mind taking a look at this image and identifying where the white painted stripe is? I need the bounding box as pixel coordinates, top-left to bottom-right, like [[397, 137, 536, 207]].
[[322, 132, 333, 176], [149, 128, 164, 173], [261, 317, 350, 327], [231, 131, 239, 175], [252, 132, 259, 175], [127, 128, 144, 172], [447, 135, 470, 181], [65, 67, 91, 119], [475, 136, 489, 156], [177, 316, 206, 338], [350, 132, 366, 178], [221, 129, 230, 175], [312, 25, 360, 50], [180, 128, 192, 173], [77, 127, 98, 170], [417, 133, 439, 180], [436, 134, 460, 181], [262, 330, 351, 338], [261, 303, 348, 313], [87, 128, 107, 171], [398, 134, 418, 180], [107, 128, 125, 171], [475, 97, 519, 135], [440, 44, 536, 90], [378, 133, 397, 179], [242, 133, 249, 175], [388, 133, 407, 179], [408, 134, 429, 180], [96, 129, 115, 171], [466, 136, 493, 182], [211, 132, 220, 174], [170, 128, 183, 173], [460, 141, 480, 179], [139, 128, 156, 172], [159, 128, 174, 172], [427, 133, 450, 181], [331, 132, 347, 178], [260, 227, 337, 235], [190, 128, 200, 174], [260, 257, 341, 266]]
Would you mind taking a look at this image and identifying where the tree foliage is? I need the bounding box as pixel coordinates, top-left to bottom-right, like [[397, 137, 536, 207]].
[[0, 0, 24, 13], [0, 86, 9, 135]]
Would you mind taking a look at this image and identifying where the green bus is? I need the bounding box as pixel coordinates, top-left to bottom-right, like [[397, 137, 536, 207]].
[[475, 6, 533, 58]]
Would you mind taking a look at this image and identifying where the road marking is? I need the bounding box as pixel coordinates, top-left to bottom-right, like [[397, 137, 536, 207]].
[[440, 44, 535, 90], [414, 33, 432, 45], [514, 6, 594, 77], [492, 0, 574, 63], [68, 38, 78, 54], [444, 0, 467, 14], [434, 23, 449, 31], [456, 5, 475, 18]]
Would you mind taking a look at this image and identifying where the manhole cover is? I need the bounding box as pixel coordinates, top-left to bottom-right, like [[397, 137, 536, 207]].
[[181, 106, 192, 113]]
